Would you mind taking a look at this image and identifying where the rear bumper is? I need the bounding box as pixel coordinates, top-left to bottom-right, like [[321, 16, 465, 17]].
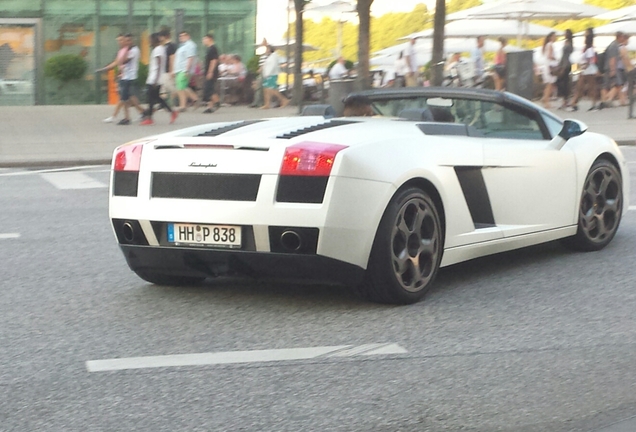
[[120, 244, 366, 286]]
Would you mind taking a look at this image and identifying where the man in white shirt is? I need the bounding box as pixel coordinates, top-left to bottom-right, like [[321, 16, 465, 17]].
[[329, 57, 349, 80], [173, 31, 199, 111], [471, 36, 485, 82], [405, 38, 418, 87], [118, 34, 145, 125]]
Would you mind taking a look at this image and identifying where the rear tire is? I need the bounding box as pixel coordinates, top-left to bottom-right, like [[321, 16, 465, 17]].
[[360, 187, 443, 305], [563, 159, 623, 251], [134, 269, 205, 286]]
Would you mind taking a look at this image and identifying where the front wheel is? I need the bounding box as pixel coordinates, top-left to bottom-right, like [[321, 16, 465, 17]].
[[563, 159, 623, 251], [361, 187, 443, 305]]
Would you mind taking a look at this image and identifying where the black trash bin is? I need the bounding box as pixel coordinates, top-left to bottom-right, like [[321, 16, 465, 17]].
[[327, 78, 356, 117], [505, 50, 535, 101]]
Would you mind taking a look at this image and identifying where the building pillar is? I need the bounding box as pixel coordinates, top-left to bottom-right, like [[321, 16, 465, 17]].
[[175, 9, 184, 37]]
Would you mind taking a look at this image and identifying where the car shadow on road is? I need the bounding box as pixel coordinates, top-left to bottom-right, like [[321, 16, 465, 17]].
[[133, 231, 633, 309], [140, 275, 391, 311], [138, 243, 567, 309]]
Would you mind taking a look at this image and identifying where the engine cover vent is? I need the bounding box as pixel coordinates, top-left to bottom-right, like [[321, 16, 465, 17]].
[[197, 120, 264, 137], [276, 120, 357, 139]]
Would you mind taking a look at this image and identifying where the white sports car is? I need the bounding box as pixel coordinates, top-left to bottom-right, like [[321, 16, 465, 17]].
[[109, 88, 629, 304]]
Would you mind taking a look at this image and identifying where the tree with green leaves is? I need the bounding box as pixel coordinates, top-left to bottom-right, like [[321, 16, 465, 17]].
[[447, 0, 482, 14]]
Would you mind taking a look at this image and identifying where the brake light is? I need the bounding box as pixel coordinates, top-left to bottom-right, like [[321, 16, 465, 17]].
[[280, 142, 347, 176], [114, 143, 144, 172]]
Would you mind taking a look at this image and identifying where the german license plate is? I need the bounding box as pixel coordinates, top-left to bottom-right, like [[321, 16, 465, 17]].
[[167, 223, 241, 248]]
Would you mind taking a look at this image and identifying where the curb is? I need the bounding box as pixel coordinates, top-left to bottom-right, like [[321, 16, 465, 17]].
[[0, 159, 112, 169]]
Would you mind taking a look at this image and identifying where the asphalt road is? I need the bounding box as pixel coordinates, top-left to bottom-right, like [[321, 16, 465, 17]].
[[1, 149, 636, 431]]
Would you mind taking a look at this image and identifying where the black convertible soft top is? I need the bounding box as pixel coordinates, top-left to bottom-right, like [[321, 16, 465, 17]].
[[345, 86, 562, 125]]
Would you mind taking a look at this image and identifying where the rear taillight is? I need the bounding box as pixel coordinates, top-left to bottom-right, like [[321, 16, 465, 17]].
[[280, 142, 347, 176], [114, 143, 144, 172]]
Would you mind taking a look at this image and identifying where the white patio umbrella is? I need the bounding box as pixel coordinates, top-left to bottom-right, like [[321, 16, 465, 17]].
[[594, 5, 636, 22], [575, 21, 636, 38], [400, 19, 555, 40], [447, 0, 607, 44], [448, 0, 608, 21], [304, 0, 356, 15], [371, 38, 519, 67]]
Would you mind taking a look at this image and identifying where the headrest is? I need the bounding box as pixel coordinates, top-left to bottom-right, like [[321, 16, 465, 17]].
[[429, 106, 455, 123], [398, 108, 434, 122], [301, 104, 336, 118]]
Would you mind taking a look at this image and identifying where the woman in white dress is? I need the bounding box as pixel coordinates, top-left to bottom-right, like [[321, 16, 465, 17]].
[[541, 32, 558, 108]]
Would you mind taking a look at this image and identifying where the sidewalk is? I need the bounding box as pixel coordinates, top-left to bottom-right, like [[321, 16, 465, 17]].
[[0, 100, 634, 167]]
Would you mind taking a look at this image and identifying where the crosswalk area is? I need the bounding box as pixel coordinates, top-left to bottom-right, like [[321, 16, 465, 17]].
[[0, 165, 109, 190]]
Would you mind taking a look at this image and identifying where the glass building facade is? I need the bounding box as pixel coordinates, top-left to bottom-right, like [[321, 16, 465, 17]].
[[0, 0, 257, 105]]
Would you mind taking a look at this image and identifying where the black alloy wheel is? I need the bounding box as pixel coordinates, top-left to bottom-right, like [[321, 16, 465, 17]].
[[563, 159, 623, 251], [362, 187, 443, 305]]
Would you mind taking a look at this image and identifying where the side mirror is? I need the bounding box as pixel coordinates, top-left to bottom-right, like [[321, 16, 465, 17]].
[[549, 119, 588, 150], [558, 119, 587, 140]]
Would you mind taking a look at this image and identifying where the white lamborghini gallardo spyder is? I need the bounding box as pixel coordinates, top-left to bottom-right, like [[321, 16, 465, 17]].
[[109, 88, 629, 304]]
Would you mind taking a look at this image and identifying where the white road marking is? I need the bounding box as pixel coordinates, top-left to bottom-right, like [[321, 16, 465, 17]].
[[0, 165, 109, 177], [86, 343, 408, 372], [41, 172, 107, 189], [0, 233, 20, 239], [629, 206, 636, 211]]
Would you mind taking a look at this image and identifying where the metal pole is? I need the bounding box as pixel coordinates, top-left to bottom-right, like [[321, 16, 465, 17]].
[[628, 69, 635, 119], [286, 1, 291, 98], [337, 20, 342, 57], [94, 0, 101, 104], [175, 9, 184, 37], [127, 0, 133, 33]]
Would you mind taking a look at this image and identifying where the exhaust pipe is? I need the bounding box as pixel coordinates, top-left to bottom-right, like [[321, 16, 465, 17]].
[[122, 222, 135, 242], [280, 230, 302, 252]]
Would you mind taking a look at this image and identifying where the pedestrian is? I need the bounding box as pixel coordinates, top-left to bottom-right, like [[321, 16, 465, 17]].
[[140, 33, 177, 125], [173, 30, 199, 111], [115, 34, 145, 125], [557, 30, 574, 110], [405, 37, 418, 87], [541, 32, 558, 109], [201, 33, 220, 113], [617, 33, 632, 106], [158, 28, 177, 106], [96, 34, 130, 123], [492, 37, 507, 91], [567, 28, 600, 112], [0, 43, 16, 78], [218, 54, 230, 77], [443, 53, 461, 86], [250, 40, 268, 108], [329, 56, 349, 80], [393, 51, 408, 87], [260, 45, 289, 109], [229, 54, 247, 80], [600, 31, 624, 108], [471, 36, 485, 84]]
